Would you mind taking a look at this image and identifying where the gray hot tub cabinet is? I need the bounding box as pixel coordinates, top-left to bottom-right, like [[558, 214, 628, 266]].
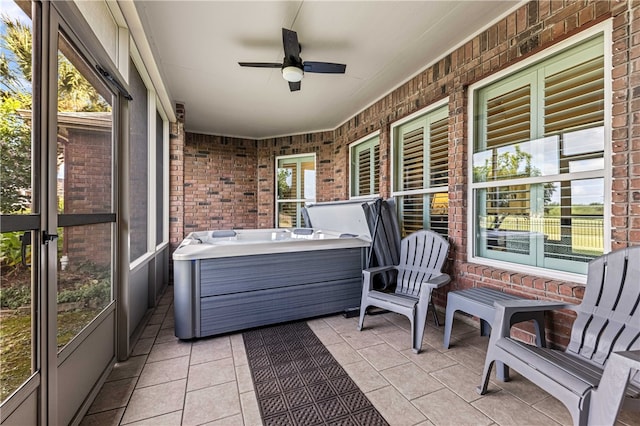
[[173, 199, 374, 339], [174, 247, 366, 339]]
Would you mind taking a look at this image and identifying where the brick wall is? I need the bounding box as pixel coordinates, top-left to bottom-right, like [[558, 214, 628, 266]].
[[169, 103, 185, 254], [170, 1, 639, 348], [184, 133, 258, 231]]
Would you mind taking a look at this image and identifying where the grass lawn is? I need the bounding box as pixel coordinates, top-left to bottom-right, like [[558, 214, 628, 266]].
[[0, 307, 103, 401]]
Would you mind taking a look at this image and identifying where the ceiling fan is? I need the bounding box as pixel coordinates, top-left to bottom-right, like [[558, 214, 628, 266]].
[[239, 28, 347, 92]]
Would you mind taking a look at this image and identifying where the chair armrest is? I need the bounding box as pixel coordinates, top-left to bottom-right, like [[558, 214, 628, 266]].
[[362, 265, 397, 291], [363, 265, 397, 275], [424, 273, 451, 289], [589, 350, 640, 425], [417, 273, 451, 305]]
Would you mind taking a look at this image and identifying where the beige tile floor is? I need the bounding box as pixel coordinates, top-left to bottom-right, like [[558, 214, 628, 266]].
[[80, 289, 640, 426]]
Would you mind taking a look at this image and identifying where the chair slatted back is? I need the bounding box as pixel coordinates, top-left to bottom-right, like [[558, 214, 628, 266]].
[[396, 230, 449, 297], [567, 246, 640, 370]]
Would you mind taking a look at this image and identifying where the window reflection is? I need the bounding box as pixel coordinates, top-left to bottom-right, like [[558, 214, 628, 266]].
[[56, 33, 114, 351]]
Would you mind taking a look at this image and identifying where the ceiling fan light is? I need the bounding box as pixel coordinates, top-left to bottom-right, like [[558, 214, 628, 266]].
[[282, 66, 303, 82]]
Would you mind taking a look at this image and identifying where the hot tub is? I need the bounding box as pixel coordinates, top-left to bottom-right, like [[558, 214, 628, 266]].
[[173, 201, 373, 339]]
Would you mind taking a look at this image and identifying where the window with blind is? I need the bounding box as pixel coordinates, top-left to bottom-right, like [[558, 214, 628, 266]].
[[350, 134, 380, 198], [276, 154, 315, 227], [391, 105, 449, 237], [471, 34, 606, 277]]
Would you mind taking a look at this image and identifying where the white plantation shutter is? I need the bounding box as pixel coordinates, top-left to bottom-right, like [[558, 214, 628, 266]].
[[350, 136, 379, 197], [429, 117, 448, 187], [486, 85, 531, 149], [357, 148, 371, 196], [373, 143, 380, 194], [428, 117, 449, 236], [544, 56, 604, 135], [401, 194, 424, 235], [401, 127, 424, 192]]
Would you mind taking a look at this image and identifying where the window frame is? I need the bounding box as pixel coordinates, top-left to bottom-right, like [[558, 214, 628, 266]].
[[154, 106, 169, 249], [390, 99, 449, 237], [466, 22, 612, 284], [349, 131, 380, 199]]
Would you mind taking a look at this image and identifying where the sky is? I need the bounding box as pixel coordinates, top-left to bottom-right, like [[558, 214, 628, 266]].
[[1, 0, 32, 94]]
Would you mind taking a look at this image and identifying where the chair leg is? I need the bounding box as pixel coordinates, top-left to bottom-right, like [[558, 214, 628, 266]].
[[357, 305, 367, 331], [428, 300, 440, 326], [410, 317, 420, 353], [480, 319, 491, 336], [476, 358, 494, 395], [413, 308, 426, 354], [495, 361, 510, 382], [443, 307, 456, 349]]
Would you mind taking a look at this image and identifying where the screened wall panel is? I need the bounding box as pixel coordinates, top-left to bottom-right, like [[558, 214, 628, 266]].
[[129, 60, 148, 261], [155, 110, 164, 246]]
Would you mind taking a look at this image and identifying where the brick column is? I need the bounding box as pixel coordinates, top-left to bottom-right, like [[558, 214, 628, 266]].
[[448, 86, 467, 264], [169, 103, 186, 256], [630, 2, 640, 245], [611, 1, 640, 250]]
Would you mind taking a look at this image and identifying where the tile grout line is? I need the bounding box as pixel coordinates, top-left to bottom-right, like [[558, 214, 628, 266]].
[[119, 292, 176, 425]]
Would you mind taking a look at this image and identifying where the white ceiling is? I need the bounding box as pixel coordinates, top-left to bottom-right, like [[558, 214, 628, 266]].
[[134, 1, 521, 140]]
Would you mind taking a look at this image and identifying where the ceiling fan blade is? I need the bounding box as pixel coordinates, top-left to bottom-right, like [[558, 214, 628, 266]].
[[289, 81, 301, 92], [282, 28, 301, 61], [303, 62, 346, 74], [238, 62, 282, 68]]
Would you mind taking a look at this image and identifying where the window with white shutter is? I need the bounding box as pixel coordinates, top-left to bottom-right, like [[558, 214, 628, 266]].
[[471, 33, 607, 277], [391, 105, 449, 237], [349, 134, 380, 198]]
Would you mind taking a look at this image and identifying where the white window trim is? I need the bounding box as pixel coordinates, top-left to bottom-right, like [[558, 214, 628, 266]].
[[348, 130, 381, 200], [274, 153, 316, 227], [466, 20, 613, 284]]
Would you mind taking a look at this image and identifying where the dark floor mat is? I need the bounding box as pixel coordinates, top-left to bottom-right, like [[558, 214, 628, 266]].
[[243, 321, 389, 426]]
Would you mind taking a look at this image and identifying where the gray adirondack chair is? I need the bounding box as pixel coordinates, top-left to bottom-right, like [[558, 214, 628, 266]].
[[477, 246, 640, 426], [357, 230, 450, 353]]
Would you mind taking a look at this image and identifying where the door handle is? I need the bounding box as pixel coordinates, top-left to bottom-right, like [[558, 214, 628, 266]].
[[19, 231, 31, 267], [42, 231, 58, 245]]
